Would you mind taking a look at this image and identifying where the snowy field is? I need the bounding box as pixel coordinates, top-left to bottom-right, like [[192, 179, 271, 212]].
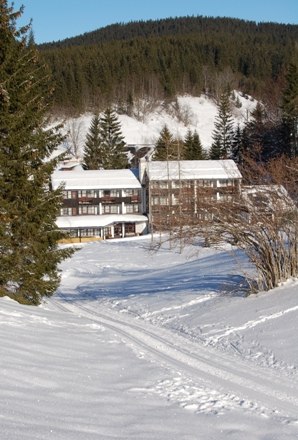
[[1, 236, 298, 439]]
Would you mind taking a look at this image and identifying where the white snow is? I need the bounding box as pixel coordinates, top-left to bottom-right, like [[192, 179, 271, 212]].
[[56, 214, 148, 228], [52, 169, 141, 190], [1, 236, 298, 439], [145, 159, 242, 181], [60, 92, 257, 157]]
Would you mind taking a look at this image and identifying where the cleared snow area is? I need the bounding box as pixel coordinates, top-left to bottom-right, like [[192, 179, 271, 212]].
[[1, 236, 298, 439], [61, 92, 256, 156]]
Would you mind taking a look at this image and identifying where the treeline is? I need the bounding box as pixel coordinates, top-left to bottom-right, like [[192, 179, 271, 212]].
[[39, 16, 298, 115]]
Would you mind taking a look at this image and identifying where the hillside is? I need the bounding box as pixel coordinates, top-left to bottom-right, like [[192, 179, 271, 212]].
[[39, 16, 298, 115], [61, 92, 257, 159]]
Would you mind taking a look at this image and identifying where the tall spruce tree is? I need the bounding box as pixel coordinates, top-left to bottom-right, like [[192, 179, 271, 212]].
[[153, 125, 181, 160], [97, 108, 128, 169], [210, 91, 234, 159], [184, 129, 204, 160], [281, 63, 298, 158], [83, 114, 102, 169], [0, 1, 73, 305], [230, 124, 244, 164], [183, 129, 193, 159]]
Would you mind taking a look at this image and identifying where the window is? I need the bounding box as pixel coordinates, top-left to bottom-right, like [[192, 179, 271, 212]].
[[151, 181, 169, 189], [78, 205, 97, 215], [78, 190, 97, 198], [80, 228, 101, 237], [60, 207, 73, 216], [218, 179, 234, 187], [63, 191, 77, 199], [159, 181, 168, 189], [197, 180, 213, 187], [152, 196, 169, 206], [171, 181, 181, 189], [126, 204, 139, 213], [124, 189, 139, 196], [103, 204, 120, 214], [125, 223, 135, 234], [103, 189, 120, 198]]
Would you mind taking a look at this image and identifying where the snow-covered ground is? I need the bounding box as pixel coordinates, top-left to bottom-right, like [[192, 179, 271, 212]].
[[61, 92, 256, 157], [1, 236, 298, 439]]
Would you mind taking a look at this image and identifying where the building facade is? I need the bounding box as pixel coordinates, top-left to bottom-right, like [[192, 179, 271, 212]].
[[52, 169, 148, 242], [53, 160, 242, 241], [139, 159, 242, 232]]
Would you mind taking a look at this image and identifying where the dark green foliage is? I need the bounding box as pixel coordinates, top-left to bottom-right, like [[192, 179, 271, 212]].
[[96, 108, 128, 169], [38, 16, 298, 114], [184, 129, 205, 160], [153, 125, 182, 160], [211, 92, 234, 159], [243, 102, 283, 160], [209, 139, 222, 160], [0, 1, 73, 305], [183, 129, 193, 159], [83, 114, 102, 169], [230, 124, 245, 164], [280, 63, 298, 157]]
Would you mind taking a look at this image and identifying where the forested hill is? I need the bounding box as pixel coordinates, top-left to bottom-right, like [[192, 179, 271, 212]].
[[40, 16, 298, 48], [39, 16, 298, 115]]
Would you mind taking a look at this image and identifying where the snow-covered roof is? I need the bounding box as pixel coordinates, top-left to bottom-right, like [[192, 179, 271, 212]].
[[56, 214, 148, 229], [145, 160, 242, 181], [241, 185, 294, 210], [52, 169, 142, 190], [57, 158, 83, 171]]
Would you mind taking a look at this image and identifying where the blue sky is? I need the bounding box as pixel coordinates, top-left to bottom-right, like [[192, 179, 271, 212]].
[[13, 0, 298, 44]]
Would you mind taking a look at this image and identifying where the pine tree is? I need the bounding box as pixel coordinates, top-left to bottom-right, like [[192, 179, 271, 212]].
[[209, 139, 222, 160], [153, 125, 180, 160], [0, 1, 73, 305], [184, 129, 204, 160], [183, 129, 193, 160], [98, 108, 128, 169], [83, 114, 102, 169], [211, 91, 234, 159], [191, 131, 203, 159], [281, 63, 298, 157], [244, 102, 278, 160], [231, 124, 244, 164]]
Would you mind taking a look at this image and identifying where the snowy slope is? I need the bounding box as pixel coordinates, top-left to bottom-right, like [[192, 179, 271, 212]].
[[1, 236, 298, 439], [61, 92, 256, 157]]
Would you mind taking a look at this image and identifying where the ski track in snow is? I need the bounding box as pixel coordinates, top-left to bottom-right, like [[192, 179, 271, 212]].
[[205, 305, 298, 344], [142, 293, 218, 317], [51, 295, 298, 424]]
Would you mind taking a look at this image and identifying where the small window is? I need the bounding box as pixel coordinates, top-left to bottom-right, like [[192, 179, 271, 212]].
[[103, 204, 120, 214], [78, 205, 97, 215], [60, 207, 73, 216], [126, 204, 139, 213]]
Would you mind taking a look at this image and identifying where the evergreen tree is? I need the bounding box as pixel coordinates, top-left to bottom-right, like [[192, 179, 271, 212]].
[[183, 129, 193, 160], [83, 114, 102, 169], [246, 102, 266, 149], [191, 131, 204, 159], [209, 139, 222, 160], [0, 1, 73, 305], [184, 129, 204, 160], [281, 63, 298, 157], [98, 108, 128, 169], [211, 91, 234, 159], [231, 124, 244, 164], [244, 102, 280, 160], [153, 125, 180, 160]]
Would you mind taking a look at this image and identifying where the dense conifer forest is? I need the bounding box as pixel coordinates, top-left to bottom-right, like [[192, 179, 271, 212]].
[[38, 16, 298, 115]]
